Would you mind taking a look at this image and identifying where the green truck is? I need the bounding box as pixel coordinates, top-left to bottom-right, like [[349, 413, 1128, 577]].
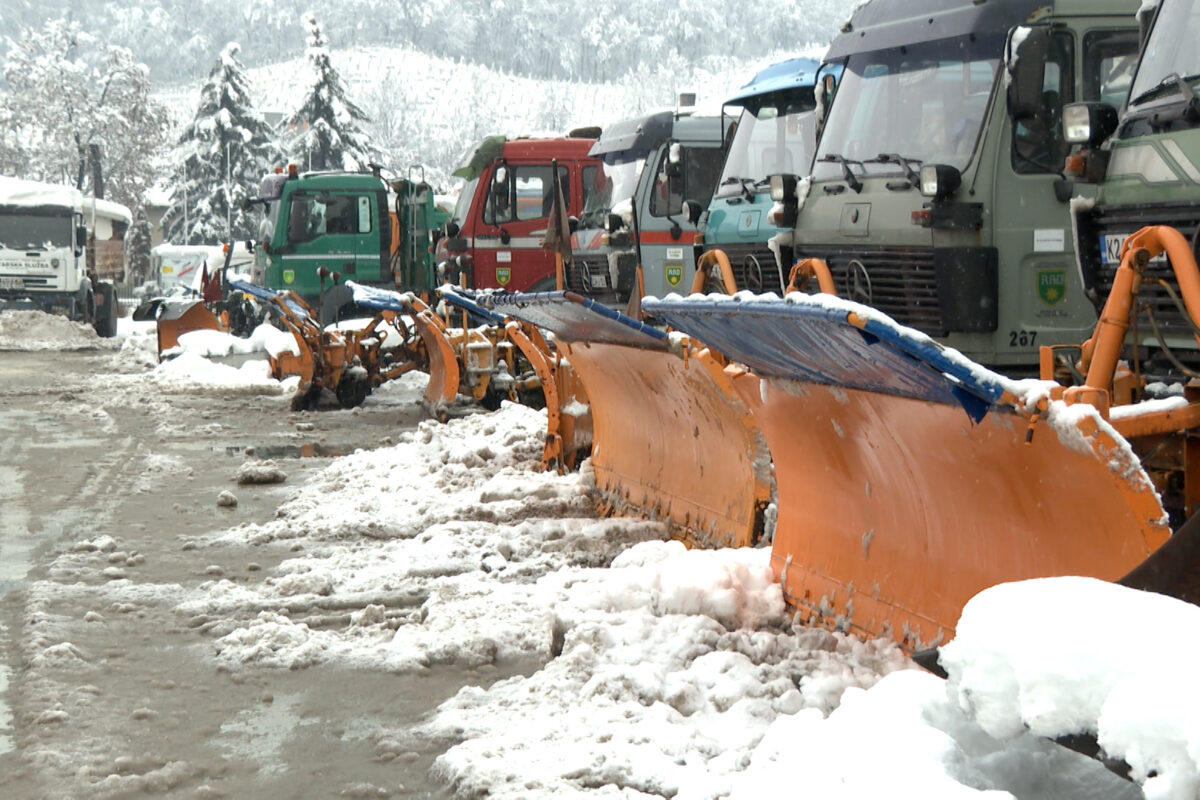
[[769, 0, 1140, 373], [250, 167, 443, 312]]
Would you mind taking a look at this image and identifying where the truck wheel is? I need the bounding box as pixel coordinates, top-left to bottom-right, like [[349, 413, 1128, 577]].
[[92, 283, 118, 337], [335, 374, 370, 408]]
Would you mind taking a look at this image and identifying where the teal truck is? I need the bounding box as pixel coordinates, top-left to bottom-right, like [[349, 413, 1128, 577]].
[[250, 167, 443, 310], [1066, 0, 1200, 375], [699, 56, 825, 293], [767, 0, 1140, 373]]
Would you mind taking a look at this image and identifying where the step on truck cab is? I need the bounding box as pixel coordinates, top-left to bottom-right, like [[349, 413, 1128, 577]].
[[588, 107, 730, 299], [771, 0, 1140, 372], [1067, 0, 1200, 375], [700, 56, 825, 294], [0, 177, 123, 336], [252, 167, 442, 309], [436, 134, 601, 293]]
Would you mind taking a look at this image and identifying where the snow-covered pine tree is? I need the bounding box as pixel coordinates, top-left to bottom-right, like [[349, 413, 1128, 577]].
[[164, 42, 280, 245], [125, 206, 154, 286], [284, 13, 377, 173]]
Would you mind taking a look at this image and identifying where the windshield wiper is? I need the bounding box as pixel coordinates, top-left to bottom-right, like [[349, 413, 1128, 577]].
[[1128, 72, 1200, 115], [720, 176, 756, 201], [868, 153, 922, 187], [818, 153, 863, 193]]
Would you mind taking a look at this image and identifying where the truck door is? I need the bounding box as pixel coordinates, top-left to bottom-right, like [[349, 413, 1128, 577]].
[[280, 191, 379, 295], [474, 163, 567, 291], [638, 144, 725, 296], [991, 26, 1138, 361]]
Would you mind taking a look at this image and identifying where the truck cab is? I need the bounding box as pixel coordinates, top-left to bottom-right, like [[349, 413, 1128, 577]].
[[773, 0, 1140, 372], [701, 57, 823, 294], [436, 135, 600, 292], [0, 177, 121, 335], [251, 167, 442, 305], [588, 109, 729, 298], [1067, 0, 1200, 375]]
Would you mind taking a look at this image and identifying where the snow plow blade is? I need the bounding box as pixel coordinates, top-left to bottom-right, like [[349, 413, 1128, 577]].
[[348, 283, 459, 413], [155, 299, 221, 357], [488, 291, 770, 548], [643, 294, 1170, 650]]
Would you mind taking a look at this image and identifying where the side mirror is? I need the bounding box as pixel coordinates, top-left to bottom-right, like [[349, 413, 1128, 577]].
[[682, 200, 704, 225], [769, 174, 800, 228], [239, 196, 253, 211], [446, 221, 461, 238], [1006, 27, 1051, 122], [605, 213, 624, 233], [568, 216, 579, 234], [1063, 102, 1119, 148], [75, 225, 88, 256], [493, 165, 507, 186]]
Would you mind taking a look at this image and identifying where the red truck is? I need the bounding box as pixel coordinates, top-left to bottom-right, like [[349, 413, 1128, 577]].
[[436, 133, 607, 292]]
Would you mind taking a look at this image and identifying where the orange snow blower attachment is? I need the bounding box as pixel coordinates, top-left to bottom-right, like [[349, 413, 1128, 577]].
[[487, 290, 772, 548], [643, 289, 1172, 651], [154, 299, 221, 356]]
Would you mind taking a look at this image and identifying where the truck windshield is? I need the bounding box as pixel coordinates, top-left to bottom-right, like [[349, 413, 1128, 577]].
[[0, 213, 72, 250], [717, 106, 816, 197], [814, 33, 1003, 180], [450, 178, 478, 228], [1128, 0, 1200, 109], [580, 161, 641, 227]]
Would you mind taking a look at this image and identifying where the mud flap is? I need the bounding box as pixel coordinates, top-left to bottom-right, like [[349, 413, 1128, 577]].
[[646, 294, 1169, 649], [491, 291, 771, 548]]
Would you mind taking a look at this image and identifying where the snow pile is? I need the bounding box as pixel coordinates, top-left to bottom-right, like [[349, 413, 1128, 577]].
[[171, 323, 298, 359], [149, 351, 282, 394], [941, 577, 1200, 800], [0, 310, 112, 351]]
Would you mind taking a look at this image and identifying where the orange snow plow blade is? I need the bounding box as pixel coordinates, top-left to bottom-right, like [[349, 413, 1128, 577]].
[[487, 291, 771, 548], [154, 300, 221, 356], [644, 290, 1172, 651], [407, 302, 460, 412]]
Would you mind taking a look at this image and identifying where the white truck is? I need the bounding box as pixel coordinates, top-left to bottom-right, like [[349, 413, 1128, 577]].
[[0, 177, 126, 336]]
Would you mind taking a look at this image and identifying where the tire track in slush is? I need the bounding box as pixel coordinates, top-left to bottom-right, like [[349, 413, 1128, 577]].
[[0, 379, 139, 762]]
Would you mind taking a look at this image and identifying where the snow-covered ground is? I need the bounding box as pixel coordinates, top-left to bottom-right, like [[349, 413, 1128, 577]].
[[6, 308, 1193, 799]]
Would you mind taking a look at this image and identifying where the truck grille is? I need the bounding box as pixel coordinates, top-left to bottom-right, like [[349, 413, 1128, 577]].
[[705, 243, 787, 295], [791, 245, 946, 336], [565, 254, 610, 293]]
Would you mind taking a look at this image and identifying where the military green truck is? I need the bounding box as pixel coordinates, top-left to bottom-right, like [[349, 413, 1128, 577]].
[[1065, 0, 1200, 375], [768, 0, 1140, 373], [250, 167, 442, 310]]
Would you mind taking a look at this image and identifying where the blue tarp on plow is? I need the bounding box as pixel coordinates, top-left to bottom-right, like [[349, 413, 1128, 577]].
[[485, 291, 668, 350], [643, 295, 1006, 417]]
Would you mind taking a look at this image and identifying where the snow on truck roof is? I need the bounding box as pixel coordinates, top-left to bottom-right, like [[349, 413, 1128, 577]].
[[0, 177, 131, 223]]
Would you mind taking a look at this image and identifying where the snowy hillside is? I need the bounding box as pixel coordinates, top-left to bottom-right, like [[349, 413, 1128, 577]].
[[157, 43, 828, 189]]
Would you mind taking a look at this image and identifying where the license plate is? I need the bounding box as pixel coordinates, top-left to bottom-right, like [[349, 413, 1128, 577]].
[[0, 277, 23, 290], [1100, 233, 1166, 266]]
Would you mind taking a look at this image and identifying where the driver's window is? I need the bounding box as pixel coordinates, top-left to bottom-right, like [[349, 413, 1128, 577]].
[[1012, 32, 1075, 174]]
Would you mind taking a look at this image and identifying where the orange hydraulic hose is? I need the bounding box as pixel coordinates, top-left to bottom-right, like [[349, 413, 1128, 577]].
[[690, 250, 739, 294], [786, 258, 837, 295], [1081, 225, 1200, 392]]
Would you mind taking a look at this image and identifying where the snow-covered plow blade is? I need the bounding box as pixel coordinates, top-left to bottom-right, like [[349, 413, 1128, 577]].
[[644, 292, 1171, 650], [348, 282, 459, 413], [154, 299, 221, 357], [488, 291, 771, 548]]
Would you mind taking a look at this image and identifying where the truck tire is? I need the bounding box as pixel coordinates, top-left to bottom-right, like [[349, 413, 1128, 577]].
[[92, 282, 118, 338]]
